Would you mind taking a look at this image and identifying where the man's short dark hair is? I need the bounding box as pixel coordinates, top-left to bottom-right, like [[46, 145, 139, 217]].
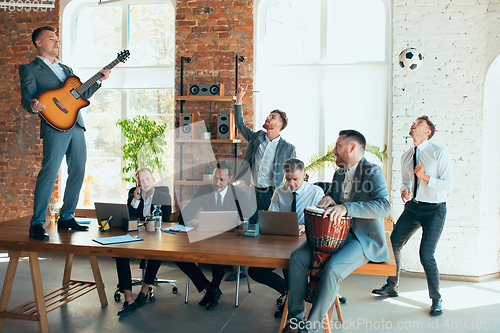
[[283, 158, 304, 174], [339, 129, 366, 151], [215, 161, 234, 177], [417, 115, 435, 139], [271, 110, 288, 131], [136, 167, 153, 179], [32, 26, 56, 48]]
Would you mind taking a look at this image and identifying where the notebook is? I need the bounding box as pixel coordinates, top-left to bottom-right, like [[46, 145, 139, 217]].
[[92, 234, 142, 245], [197, 211, 239, 232], [258, 211, 302, 237], [94, 202, 130, 228]]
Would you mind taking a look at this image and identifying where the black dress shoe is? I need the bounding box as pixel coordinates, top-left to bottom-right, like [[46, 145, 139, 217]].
[[199, 290, 211, 306], [372, 283, 399, 297], [205, 289, 222, 310], [430, 298, 443, 316], [133, 292, 147, 308], [29, 224, 49, 240], [117, 301, 140, 316], [58, 218, 89, 231], [225, 269, 246, 281], [282, 322, 299, 333], [276, 291, 287, 306]]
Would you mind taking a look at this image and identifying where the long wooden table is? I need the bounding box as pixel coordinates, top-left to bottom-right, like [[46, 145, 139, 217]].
[[0, 216, 305, 332]]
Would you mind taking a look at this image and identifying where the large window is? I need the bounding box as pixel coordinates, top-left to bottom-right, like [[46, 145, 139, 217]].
[[62, 0, 175, 205], [257, 0, 389, 183]]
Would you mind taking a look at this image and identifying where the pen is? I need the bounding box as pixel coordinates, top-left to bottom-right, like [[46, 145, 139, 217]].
[[163, 230, 176, 235]]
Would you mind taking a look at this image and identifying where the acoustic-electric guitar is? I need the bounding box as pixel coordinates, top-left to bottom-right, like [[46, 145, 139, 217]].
[[36, 50, 130, 131]]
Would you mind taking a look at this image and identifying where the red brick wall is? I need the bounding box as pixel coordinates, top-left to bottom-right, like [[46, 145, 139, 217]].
[[0, 2, 61, 222]]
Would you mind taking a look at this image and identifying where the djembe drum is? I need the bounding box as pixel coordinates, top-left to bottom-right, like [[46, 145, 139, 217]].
[[304, 206, 351, 303]]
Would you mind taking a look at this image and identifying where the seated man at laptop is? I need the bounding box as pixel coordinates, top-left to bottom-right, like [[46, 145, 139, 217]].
[[249, 158, 324, 318], [176, 161, 250, 310], [116, 167, 171, 316]]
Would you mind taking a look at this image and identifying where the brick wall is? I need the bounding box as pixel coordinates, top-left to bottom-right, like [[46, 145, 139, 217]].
[[174, 0, 254, 207], [0, 2, 61, 222], [392, 0, 500, 278]]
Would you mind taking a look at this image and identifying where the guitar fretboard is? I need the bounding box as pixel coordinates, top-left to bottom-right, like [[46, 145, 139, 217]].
[[75, 58, 120, 96]]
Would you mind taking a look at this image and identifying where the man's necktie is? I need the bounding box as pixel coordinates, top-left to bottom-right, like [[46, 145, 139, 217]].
[[413, 146, 418, 199], [217, 193, 223, 210], [291, 192, 297, 213]]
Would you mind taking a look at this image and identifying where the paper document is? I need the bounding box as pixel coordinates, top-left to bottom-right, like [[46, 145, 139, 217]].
[[92, 234, 143, 245], [163, 224, 194, 233]]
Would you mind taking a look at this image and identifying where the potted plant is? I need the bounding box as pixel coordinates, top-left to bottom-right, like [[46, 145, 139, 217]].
[[203, 164, 215, 182], [201, 123, 214, 139], [116, 115, 168, 183]]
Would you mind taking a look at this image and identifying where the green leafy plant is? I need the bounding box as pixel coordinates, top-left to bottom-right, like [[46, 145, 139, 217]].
[[304, 144, 388, 180], [204, 164, 215, 174], [201, 123, 215, 133], [116, 115, 168, 183]]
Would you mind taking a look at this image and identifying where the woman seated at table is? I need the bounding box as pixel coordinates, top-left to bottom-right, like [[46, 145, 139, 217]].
[[116, 167, 171, 316]]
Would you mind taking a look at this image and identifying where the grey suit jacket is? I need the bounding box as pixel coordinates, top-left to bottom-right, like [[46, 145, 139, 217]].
[[19, 57, 100, 136], [326, 157, 391, 263], [233, 104, 296, 188]]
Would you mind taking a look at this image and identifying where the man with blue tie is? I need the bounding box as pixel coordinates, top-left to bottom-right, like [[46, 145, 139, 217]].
[[248, 158, 324, 318], [19, 26, 111, 240], [372, 116, 453, 316]]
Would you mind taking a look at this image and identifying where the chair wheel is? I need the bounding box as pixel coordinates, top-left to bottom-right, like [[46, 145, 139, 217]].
[[114, 292, 121, 301], [172, 286, 178, 294]]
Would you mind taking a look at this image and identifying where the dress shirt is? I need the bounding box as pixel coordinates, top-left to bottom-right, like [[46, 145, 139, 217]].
[[213, 185, 229, 208], [131, 188, 156, 217], [269, 181, 324, 225], [401, 140, 453, 203], [338, 162, 359, 204], [254, 135, 280, 187], [36, 56, 67, 82]]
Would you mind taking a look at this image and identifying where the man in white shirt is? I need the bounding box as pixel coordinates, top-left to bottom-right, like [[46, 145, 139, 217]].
[[19, 26, 111, 240], [372, 116, 453, 316], [249, 158, 324, 318]]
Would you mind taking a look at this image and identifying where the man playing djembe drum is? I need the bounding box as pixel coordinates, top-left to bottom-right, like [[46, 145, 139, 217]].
[[282, 130, 391, 333]]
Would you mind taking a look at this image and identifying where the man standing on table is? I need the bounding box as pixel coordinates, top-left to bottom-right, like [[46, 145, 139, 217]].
[[372, 116, 452, 316], [282, 130, 390, 333], [19, 26, 111, 240], [227, 84, 296, 281]]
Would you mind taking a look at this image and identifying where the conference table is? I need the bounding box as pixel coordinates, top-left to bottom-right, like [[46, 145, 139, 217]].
[[0, 216, 305, 333]]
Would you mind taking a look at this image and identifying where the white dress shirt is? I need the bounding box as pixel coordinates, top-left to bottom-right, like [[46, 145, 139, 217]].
[[269, 181, 325, 225], [131, 188, 156, 217], [253, 135, 280, 187], [401, 140, 453, 203], [36, 55, 67, 82], [338, 162, 359, 204], [214, 185, 229, 208]]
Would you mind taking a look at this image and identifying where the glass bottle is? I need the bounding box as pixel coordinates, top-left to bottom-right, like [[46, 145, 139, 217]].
[[153, 205, 162, 231]]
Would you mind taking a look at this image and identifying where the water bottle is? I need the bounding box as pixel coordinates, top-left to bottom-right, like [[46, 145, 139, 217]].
[[153, 205, 162, 231]]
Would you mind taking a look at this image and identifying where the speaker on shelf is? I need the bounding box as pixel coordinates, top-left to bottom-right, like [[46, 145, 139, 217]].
[[180, 113, 199, 139], [189, 83, 225, 96], [217, 113, 234, 139]]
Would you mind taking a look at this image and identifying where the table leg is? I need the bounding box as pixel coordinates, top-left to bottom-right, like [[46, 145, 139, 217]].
[[61, 254, 74, 302], [88, 255, 107, 307], [235, 266, 241, 307], [28, 252, 49, 333], [0, 251, 21, 331]]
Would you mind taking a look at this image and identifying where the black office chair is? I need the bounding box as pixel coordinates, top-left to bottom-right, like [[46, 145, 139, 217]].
[[113, 185, 178, 302]]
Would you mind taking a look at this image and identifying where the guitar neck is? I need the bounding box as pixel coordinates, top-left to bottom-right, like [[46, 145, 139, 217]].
[[75, 58, 120, 95]]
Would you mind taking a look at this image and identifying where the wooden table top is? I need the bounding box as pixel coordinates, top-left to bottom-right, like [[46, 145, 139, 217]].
[[0, 216, 305, 269]]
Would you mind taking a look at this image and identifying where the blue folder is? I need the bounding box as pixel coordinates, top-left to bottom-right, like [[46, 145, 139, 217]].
[[92, 234, 142, 245]]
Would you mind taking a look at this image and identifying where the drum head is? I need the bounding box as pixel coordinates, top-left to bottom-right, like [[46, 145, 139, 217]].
[[305, 206, 325, 214]]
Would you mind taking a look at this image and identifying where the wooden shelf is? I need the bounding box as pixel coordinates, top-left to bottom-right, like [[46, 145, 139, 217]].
[[175, 180, 211, 186], [175, 96, 235, 102], [175, 139, 241, 144]]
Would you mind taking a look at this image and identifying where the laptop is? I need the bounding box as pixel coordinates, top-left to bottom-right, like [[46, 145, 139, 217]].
[[94, 202, 131, 228], [258, 211, 302, 237], [197, 211, 239, 232]]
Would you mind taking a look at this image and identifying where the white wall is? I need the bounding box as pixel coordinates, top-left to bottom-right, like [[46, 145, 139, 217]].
[[392, 0, 500, 278]]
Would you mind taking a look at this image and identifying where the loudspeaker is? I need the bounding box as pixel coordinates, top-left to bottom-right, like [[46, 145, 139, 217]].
[[180, 113, 199, 139], [189, 83, 225, 96], [217, 113, 235, 139]]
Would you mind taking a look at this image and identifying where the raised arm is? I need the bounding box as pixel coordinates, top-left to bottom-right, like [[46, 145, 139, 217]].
[[233, 84, 256, 142]]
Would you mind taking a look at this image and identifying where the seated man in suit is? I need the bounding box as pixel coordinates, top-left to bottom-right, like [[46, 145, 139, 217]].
[[249, 158, 324, 318], [176, 161, 250, 310], [116, 167, 171, 316], [282, 130, 391, 333]]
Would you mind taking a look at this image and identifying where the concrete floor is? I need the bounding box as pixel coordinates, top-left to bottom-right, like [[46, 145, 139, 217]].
[[1, 252, 499, 333]]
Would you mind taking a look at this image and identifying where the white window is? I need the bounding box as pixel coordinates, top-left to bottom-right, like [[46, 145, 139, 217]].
[[257, 0, 389, 183], [62, 0, 175, 205]]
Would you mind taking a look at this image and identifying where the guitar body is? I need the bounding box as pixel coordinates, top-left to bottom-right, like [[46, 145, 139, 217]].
[[37, 76, 90, 131]]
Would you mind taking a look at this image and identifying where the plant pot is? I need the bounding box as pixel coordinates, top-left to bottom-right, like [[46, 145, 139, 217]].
[[202, 132, 211, 139], [203, 174, 213, 182]]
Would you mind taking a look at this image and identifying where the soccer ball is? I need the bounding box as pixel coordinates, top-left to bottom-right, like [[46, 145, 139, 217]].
[[398, 48, 423, 72]]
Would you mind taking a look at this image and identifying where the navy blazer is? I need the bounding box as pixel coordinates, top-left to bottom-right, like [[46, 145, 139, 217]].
[[233, 104, 296, 188], [127, 188, 172, 222], [19, 57, 100, 134], [326, 157, 391, 262]]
